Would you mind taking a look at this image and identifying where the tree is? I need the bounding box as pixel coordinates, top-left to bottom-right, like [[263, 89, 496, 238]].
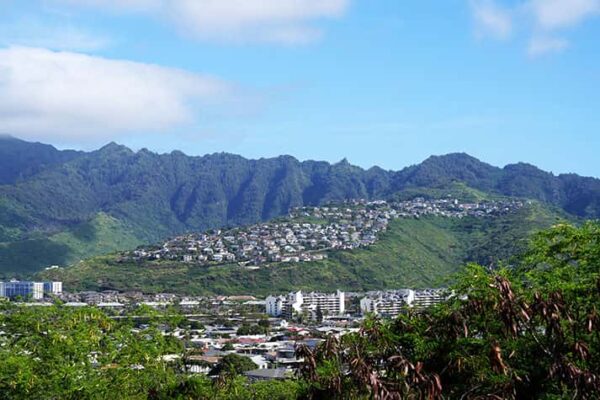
[[315, 306, 323, 324], [297, 222, 600, 399], [209, 354, 258, 377], [258, 317, 270, 330], [237, 324, 266, 335]]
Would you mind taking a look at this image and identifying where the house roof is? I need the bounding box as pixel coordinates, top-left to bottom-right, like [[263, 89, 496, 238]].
[[244, 368, 292, 380]]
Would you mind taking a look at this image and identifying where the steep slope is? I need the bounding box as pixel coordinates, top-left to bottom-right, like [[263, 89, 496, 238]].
[[0, 213, 141, 278], [0, 135, 82, 185], [1, 138, 599, 275], [38, 203, 568, 295], [394, 153, 502, 191]]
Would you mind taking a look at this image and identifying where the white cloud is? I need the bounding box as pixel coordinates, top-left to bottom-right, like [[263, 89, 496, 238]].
[[57, 0, 162, 12], [0, 46, 239, 141], [0, 19, 110, 51], [470, 0, 513, 39], [54, 0, 350, 44], [530, 0, 600, 30], [528, 36, 569, 56], [469, 0, 599, 56]]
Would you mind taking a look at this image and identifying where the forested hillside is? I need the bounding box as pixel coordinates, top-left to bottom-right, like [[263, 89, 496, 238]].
[[0, 136, 597, 275], [39, 203, 567, 295]]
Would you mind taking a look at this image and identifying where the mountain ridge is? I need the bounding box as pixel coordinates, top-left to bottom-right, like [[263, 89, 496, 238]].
[[0, 136, 598, 275]]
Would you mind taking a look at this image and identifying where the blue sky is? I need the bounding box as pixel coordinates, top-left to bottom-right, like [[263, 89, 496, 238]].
[[1, 0, 599, 177]]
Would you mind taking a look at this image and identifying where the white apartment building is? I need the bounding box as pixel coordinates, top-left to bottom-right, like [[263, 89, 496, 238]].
[[360, 289, 415, 317], [265, 295, 286, 317], [44, 281, 63, 295], [265, 290, 345, 318], [413, 288, 446, 308], [360, 288, 448, 317]]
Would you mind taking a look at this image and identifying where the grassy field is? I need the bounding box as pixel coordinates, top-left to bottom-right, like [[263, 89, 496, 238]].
[[38, 203, 569, 295]]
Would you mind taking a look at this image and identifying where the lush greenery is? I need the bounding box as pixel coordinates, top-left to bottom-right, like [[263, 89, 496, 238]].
[[39, 203, 566, 295], [0, 213, 143, 277], [0, 302, 307, 400], [2, 137, 600, 274], [1, 222, 599, 399], [297, 221, 600, 399], [209, 354, 258, 377]]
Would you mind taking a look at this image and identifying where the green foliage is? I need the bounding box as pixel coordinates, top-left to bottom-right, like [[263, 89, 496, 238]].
[[0, 305, 181, 399], [209, 354, 258, 377], [222, 342, 235, 351], [1, 138, 599, 276], [40, 205, 566, 295], [1, 222, 599, 399], [0, 213, 142, 277], [236, 324, 268, 335], [0, 304, 304, 400], [298, 222, 600, 399]]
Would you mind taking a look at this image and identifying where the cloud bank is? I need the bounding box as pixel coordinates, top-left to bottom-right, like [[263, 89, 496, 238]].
[[0, 46, 238, 141]]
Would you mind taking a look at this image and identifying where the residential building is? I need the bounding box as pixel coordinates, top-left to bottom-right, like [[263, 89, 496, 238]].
[[360, 289, 415, 317], [43, 281, 63, 295], [0, 281, 45, 300], [360, 288, 448, 317], [265, 295, 286, 317], [413, 288, 447, 308], [265, 290, 345, 319]]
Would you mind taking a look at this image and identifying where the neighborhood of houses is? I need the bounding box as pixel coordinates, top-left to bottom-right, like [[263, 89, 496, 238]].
[[122, 198, 525, 268], [1, 281, 449, 380]]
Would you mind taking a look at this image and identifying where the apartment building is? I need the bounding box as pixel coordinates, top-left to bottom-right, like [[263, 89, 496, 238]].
[[266, 290, 345, 318], [0, 280, 63, 300], [360, 288, 448, 317]]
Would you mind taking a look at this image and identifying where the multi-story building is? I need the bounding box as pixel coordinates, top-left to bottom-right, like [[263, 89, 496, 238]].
[[43, 281, 63, 296], [265, 295, 286, 317], [360, 289, 415, 317], [265, 290, 345, 319], [360, 288, 448, 317], [413, 288, 446, 308], [0, 280, 63, 300]]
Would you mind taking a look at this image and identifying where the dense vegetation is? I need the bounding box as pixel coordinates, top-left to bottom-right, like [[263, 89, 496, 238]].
[[0, 303, 306, 400], [297, 222, 600, 399], [1, 137, 600, 275], [38, 203, 565, 295], [2, 222, 599, 399]]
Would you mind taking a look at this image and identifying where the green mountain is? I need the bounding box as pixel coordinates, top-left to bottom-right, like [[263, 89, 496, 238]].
[[0, 137, 598, 276], [0, 135, 83, 185], [38, 202, 568, 295]]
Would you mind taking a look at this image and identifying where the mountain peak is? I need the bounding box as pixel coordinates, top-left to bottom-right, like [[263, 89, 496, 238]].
[[423, 152, 483, 165], [97, 142, 133, 155]]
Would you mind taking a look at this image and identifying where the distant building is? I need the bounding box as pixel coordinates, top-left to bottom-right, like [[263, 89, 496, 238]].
[[0, 280, 62, 300], [265, 290, 345, 319], [44, 281, 63, 295], [360, 288, 448, 317], [265, 295, 286, 316], [360, 289, 415, 317], [413, 288, 447, 308]]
